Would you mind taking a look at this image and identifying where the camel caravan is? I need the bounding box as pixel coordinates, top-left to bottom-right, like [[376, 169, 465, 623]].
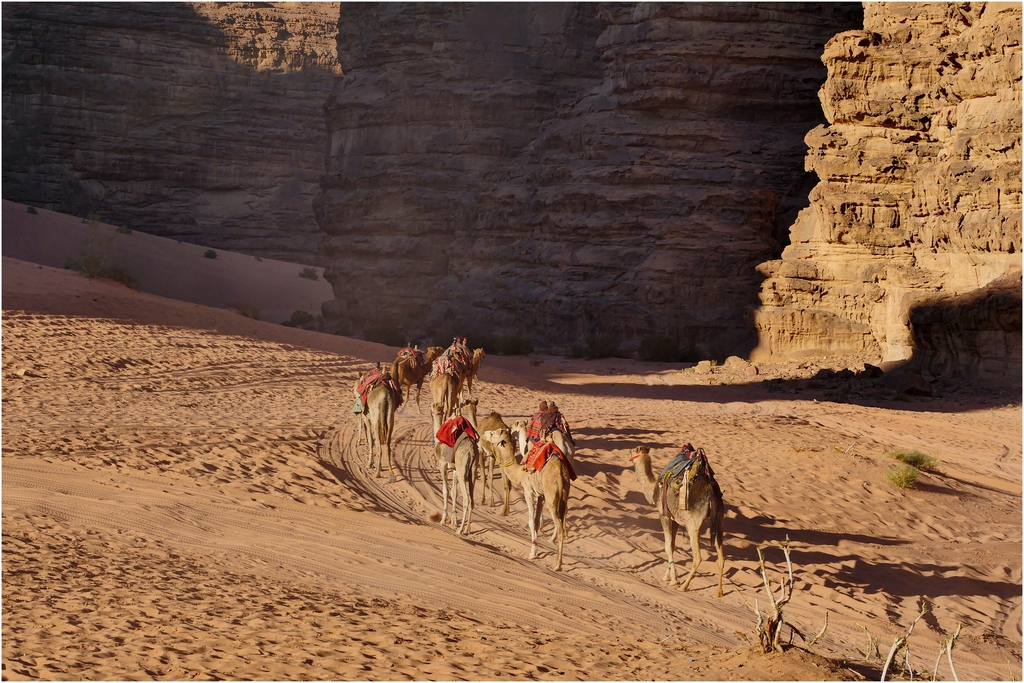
[[352, 336, 727, 589]]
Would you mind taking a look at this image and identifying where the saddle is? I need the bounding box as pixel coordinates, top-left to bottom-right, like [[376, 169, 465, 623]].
[[354, 367, 403, 414], [437, 431, 474, 465], [435, 416, 478, 465], [435, 415, 478, 447], [526, 410, 574, 447], [659, 444, 718, 517], [397, 346, 426, 367], [524, 441, 577, 481]]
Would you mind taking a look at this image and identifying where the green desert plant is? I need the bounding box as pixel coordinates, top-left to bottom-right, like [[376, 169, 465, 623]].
[[203, 249, 217, 259], [115, 225, 132, 234], [26, 205, 37, 214], [886, 465, 919, 489], [298, 266, 319, 280], [888, 449, 938, 471]]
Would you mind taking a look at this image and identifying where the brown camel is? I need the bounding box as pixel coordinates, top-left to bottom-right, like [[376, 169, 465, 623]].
[[462, 399, 509, 509], [363, 381, 401, 480], [486, 427, 571, 571], [431, 403, 477, 534], [629, 446, 725, 597], [391, 346, 443, 413], [460, 348, 486, 400], [429, 372, 459, 421]]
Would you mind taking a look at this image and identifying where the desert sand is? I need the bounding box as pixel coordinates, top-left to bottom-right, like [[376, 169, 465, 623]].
[[2, 255, 1021, 681]]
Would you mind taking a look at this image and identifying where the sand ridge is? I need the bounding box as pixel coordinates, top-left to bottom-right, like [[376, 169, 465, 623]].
[[3, 258, 1021, 680]]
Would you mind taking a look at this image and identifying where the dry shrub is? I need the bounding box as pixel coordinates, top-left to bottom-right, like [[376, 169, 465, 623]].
[[888, 449, 938, 471], [886, 465, 918, 489]]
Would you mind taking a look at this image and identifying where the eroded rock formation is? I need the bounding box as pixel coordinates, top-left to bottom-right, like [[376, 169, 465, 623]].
[[315, 3, 863, 353], [2, 2, 340, 263], [752, 2, 1022, 385]]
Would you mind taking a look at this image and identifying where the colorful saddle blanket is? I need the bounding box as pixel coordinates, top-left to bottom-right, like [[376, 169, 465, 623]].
[[431, 345, 471, 379], [353, 367, 403, 413], [397, 346, 426, 366], [526, 410, 574, 446], [524, 441, 577, 481], [435, 416, 479, 448]]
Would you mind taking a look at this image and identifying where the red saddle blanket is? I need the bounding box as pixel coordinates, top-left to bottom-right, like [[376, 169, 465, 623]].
[[524, 441, 577, 481], [436, 416, 479, 447], [356, 367, 402, 410]]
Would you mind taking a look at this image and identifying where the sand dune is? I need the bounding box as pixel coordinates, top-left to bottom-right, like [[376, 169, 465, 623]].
[[2, 258, 1021, 680]]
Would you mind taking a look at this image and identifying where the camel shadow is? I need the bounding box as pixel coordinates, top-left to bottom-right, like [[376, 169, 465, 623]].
[[725, 509, 1020, 601], [572, 459, 628, 478], [727, 508, 910, 548]]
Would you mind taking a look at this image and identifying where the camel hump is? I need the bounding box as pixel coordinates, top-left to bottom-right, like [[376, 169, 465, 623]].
[[478, 413, 508, 432]]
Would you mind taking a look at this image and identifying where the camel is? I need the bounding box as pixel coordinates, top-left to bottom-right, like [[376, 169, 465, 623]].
[[362, 381, 401, 480], [391, 346, 443, 413], [629, 446, 725, 597], [486, 427, 571, 571], [460, 348, 486, 400], [429, 371, 459, 421], [431, 403, 477, 535], [462, 398, 508, 509]]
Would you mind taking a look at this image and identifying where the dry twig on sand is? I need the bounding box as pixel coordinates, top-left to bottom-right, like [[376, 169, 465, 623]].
[[932, 622, 963, 682], [752, 536, 794, 653], [881, 602, 928, 681]]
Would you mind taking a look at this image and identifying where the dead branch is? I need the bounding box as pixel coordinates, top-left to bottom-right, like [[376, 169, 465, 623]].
[[806, 611, 829, 648], [754, 536, 794, 653], [881, 602, 928, 681], [857, 623, 880, 661], [931, 621, 963, 682]]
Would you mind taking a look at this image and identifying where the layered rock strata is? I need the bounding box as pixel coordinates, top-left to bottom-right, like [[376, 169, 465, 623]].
[[315, 3, 863, 353], [752, 2, 1022, 385], [2, 2, 341, 263]]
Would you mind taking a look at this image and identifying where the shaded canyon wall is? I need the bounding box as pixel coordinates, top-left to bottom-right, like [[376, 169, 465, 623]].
[[752, 2, 1021, 385], [2, 2, 341, 263], [315, 3, 864, 353]]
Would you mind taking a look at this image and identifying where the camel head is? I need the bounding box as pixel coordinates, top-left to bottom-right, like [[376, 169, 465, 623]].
[[473, 348, 485, 363], [460, 397, 479, 429], [508, 419, 529, 458], [629, 446, 650, 463], [425, 346, 444, 363], [483, 428, 516, 464]]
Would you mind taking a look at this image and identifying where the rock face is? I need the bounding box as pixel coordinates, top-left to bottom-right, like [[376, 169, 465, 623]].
[[315, 3, 863, 352], [752, 2, 1022, 385], [2, 2, 341, 263]]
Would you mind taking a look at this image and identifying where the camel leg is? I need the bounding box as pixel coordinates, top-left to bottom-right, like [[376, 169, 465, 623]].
[[544, 495, 563, 571], [415, 380, 423, 415], [439, 462, 450, 525], [679, 522, 703, 592], [525, 490, 540, 559], [486, 455, 496, 507], [447, 469, 458, 527], [459, 464, 474, 535], [367, 417, 379, 471], [500, 472, 512, 516], [383, 399, 396, 480], [714, 534, 725, 598], [662, 516, 679, 584]]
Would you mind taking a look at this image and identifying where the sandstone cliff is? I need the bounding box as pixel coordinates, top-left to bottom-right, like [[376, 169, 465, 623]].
[[3, 2, 340, 263], [315, 3, 863, 353], [752, 2, 1021, 385]]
